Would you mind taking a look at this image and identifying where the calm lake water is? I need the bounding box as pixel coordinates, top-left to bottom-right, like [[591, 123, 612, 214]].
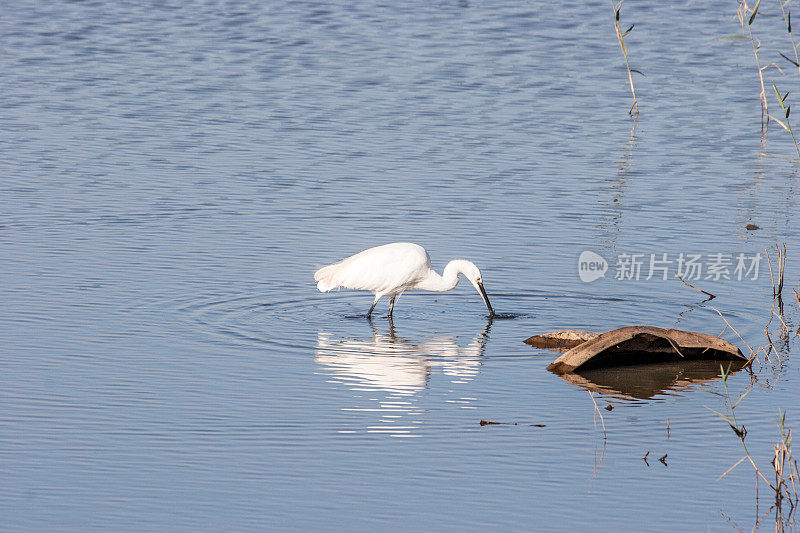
[[2, 0, 800, 531]]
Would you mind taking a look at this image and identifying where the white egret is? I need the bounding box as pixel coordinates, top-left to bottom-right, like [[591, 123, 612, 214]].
[[314, 242, 495, 318]]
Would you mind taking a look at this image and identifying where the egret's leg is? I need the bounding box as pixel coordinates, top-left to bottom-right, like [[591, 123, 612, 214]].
[[366, 295, 380, 318], [388, 296, 396, 317]]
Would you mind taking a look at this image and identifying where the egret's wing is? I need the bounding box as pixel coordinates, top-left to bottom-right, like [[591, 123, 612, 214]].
[[315, 243, 430, 294]]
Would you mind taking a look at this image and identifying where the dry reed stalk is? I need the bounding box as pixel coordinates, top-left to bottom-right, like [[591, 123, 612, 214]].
[[746, 344, 770, 369], [773, 411, 800, 520], [764, 327, 783, 364], [611, 0, 639, 115], [718, 455, 748, 481], [766, 244, 787, 323], [773, 308, 789, 330], [588, 391, 607, 439], [767, 246, 777, 323], [794, 289, 800, 333], [711, 306, 755, 355], [739, 0, 770, 133], [675, 272, 716, 299]]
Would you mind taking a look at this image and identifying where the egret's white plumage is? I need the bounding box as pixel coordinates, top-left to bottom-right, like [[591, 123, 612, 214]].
[[314, 242, 494, 318]]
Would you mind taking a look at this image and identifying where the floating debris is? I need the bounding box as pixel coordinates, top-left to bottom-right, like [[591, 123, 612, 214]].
[[524, 329, 599, 351], [746, 223, 760, 230], [479, 420, 546, 428], [532, 326, 745, 374]]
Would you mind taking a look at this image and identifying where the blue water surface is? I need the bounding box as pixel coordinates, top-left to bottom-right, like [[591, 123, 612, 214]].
[[2, 1, 800, 531]]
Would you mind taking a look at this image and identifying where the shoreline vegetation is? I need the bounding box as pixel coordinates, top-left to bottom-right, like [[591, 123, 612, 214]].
[[680, 244, 797, 529], [607, 5, 800, 520], [691, 244, 797, 529], [569, 241, 799, 529], [615, 0, 800, 160]]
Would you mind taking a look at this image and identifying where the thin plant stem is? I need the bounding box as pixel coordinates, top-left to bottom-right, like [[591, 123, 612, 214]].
[[718, 455, 748, 481], [739, 1, 770, 134], [612, 0, 639, 115], [675, 271, 716, 299], [588, 391, 607, 439], [710, 306, 755, 355], [776, 0, 800, 80], [769, 85, 800, 160], [707, 366, 776, 489]]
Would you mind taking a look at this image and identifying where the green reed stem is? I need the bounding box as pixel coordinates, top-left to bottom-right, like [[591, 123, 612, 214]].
[[776, 0, 800, 79]]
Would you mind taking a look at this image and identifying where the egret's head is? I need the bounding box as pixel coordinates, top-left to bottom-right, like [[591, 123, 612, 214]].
[[452, 260, 495, 317]]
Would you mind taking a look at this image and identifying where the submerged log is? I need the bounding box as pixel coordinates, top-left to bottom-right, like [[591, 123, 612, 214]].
[[534, 326, 745, 374]]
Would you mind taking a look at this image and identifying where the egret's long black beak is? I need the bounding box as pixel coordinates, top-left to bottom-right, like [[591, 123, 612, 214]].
[[477, 281, 495, 317]]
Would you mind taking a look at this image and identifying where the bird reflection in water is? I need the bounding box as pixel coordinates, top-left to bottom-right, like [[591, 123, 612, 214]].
[[315, 318, 492, 436]]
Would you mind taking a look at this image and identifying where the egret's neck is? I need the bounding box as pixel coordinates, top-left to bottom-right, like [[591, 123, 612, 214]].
[[418, 260, 472, 292]]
